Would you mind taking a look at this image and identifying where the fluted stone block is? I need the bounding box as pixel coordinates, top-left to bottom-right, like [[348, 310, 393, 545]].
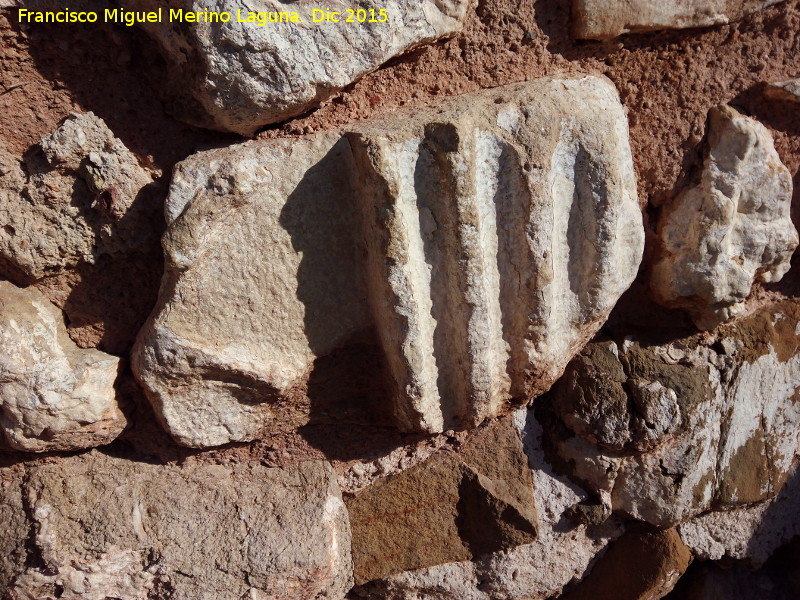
[[133, 76, 644, 448]]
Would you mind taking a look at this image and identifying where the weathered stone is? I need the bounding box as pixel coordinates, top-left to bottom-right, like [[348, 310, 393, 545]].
[[123, 0, 471, 135], [3, 452, 352, 600], [679, 463, 800, 564], [560, 527, 692, 600], [0, 478, 27, 593], [651, 105, 797, 330], [133, 132, 369, 448], [765, 78, 800, 104], [548, 301, 800, 527], [573, 0, 786, 40], [346, 416, 538, 584], [0, 112, 158, 282], [0, 281, 126, 452], [351, 409, 622, 600], [133, 76, 643, 447]]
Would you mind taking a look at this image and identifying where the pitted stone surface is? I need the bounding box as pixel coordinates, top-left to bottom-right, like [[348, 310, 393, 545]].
[[547, 302, 800, 528], [123, 0, 471, 135], [2, 453, 353, 600], [133, 76, 643, 447], [0, 112, 158, 282], [573, 0, 786, 40], [651, 105, 797, 330], [0, 281, 125, 452]]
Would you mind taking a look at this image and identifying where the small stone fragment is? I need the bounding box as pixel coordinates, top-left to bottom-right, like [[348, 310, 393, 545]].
[[573, 0, 786, 40], [346, 417, 538, 584], [651, 105, 797, 330], [122, 0, 472, 135], [765, 78, 800, 104], [560, 527, 692, 600], [0, 112, 158, 282], [2, 452, 353, 600], [0, 280, 125, 452]]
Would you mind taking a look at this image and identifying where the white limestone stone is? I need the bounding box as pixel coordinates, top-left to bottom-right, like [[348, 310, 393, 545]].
[[651, 105, 797, 330], [0, 281, 125, 452]]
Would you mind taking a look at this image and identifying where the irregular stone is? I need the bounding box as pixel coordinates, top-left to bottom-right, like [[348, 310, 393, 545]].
[[679, 463, 800, 564], [765, 78, 800, 104], [547, 301, 800, 527], [0, 112, 158, 282], [3, 452, 352, 600], [573, 0, 786, 40], [560, 527, 692, 600], [0, 280, 126, 452], [651, 105, 797, 330], [124, 0, 471, 135], [351, 409, 622, 600], [346, 416, 537, 584], [133, 75, 643, 447], [133, 132, 369, 448]]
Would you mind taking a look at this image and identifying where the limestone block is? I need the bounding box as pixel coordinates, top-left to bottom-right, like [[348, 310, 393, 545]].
[[547, 301, 800, 528], [0, 281, 126, 452], [133, 76, 643, 448], [573, 0, 786, 40], [123, 0, 472, 135], [351, 409, 622, 600], [765, 78, 800, 104], [346, 417, 538, 584], [3, 452, 352, 600], [132, 132, 370, 448], [651, 105, 797, 330], [0, 113, 158, 282]]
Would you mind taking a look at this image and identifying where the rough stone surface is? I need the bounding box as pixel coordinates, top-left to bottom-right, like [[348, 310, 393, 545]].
[[347, 76, 642, 434], [133, 75, 643, 447], [765, 78, 800, 103], [124, 0, 472, 135], [2, 452, 352, 600], [561, 527, 692, 600], [0, 280, 125, 452], [650, 105, 797, 330], [132, 131, 369, 448], [0, 112, 158, 282], [573, 0, 787, 40], [351, 409, 622, 600], [0, 478, 27, 594], [679, 464, 800, 564], [346, 416, 538, 585], [547, 301, 800, 527]]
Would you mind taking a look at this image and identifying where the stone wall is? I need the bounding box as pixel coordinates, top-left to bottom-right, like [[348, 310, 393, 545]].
[[1, 1, 799, 598]]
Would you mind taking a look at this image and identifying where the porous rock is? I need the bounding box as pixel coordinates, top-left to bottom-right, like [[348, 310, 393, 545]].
[[133, 75, 643, 448], [679, 463, 800, 565], [0, 112, 158, 282], [548, 301, 800, 528], [346, 416, 538, 584], [651, 105, 797, 330], [2, 452, 352, 600], [0, 280, 125, 452], [123, 0, 472, 135], [573, 0, 786, 40], [350, 409, 622, 600]]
